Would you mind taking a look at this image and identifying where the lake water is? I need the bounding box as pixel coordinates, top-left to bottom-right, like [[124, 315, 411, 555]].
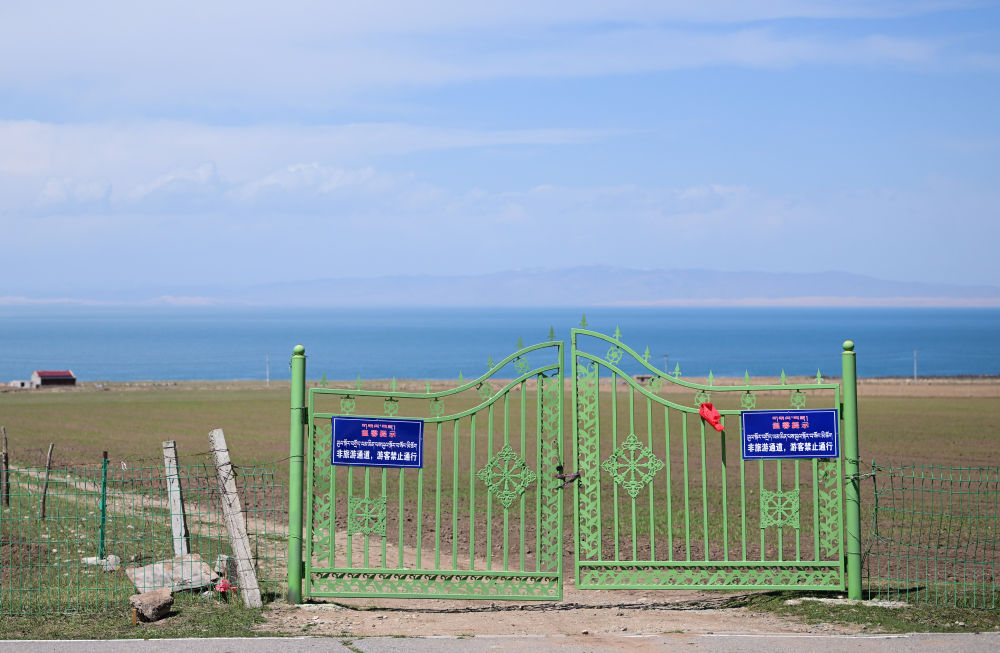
[[2, 306, 998, 382]]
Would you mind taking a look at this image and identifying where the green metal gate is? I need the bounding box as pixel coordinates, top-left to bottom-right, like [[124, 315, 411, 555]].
[[293, 340, 565, 601], [287, 328, 860, 602], [571, 328, 848, 591]]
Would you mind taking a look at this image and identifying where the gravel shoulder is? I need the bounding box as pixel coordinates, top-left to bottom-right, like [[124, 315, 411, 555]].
[[259, 583, 859, 638]]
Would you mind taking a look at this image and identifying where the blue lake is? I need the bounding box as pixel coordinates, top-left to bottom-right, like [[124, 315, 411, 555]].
[[1, 306, 998, 382]]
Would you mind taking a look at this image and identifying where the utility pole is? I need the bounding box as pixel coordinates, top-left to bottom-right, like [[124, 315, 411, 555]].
[[913, 349, 917, 385], [266, 352, 271, 388], [663, 354, 669, 372]]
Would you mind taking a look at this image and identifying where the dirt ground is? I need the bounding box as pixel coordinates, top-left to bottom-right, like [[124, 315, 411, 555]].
[[259, 582, 859, 638], [258, 375, 993, 638]]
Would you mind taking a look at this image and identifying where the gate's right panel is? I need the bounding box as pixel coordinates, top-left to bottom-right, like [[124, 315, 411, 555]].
[[572, 328, 845, 590]]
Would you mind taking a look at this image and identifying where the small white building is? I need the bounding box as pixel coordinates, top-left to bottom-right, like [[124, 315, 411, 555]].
[[8, 380, 29, 388], [30, 370, 77, 388]]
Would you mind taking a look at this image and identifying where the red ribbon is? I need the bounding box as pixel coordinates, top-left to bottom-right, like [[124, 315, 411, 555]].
[[699, 403, 724, 432]]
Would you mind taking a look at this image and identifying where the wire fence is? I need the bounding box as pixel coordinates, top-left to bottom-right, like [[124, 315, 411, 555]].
[[0, 452, 287, 615], [863, 462, 1000, 609], [4, 448, 1000, 613]]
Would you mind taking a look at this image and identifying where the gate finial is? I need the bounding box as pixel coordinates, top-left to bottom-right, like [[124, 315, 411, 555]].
[[579, 314, 588, 328], [547, 326, 555, 342]]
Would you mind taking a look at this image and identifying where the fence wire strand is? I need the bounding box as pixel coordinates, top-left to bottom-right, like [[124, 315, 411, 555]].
[[862, 461, 1000, 609], [0, 455, 287, 615]]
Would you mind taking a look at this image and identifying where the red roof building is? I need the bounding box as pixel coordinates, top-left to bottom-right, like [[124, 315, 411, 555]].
[[31, 370, 76, 388]]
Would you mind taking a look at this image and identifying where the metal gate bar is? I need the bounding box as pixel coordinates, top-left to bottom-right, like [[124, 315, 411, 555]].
[[571, 328, 848, 591], [292, 340, 564, 601]]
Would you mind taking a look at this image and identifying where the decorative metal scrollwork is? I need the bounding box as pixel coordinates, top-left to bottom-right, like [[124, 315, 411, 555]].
[[347, 496, 387, 536], [339, 395, 356, 415], [760, 489, 800, 530], [383, 398, 399, 417], [476, 444, 537, 509], [601, 433, 664, 499]]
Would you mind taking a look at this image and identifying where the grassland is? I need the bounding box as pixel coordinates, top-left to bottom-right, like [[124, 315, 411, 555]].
[[2, 377, 996, 575], [1, 378, 998, 635], [2, 377, 997, 467]]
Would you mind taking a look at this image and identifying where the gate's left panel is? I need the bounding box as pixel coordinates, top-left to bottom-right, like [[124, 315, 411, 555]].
[[304, 341, 564, 600]]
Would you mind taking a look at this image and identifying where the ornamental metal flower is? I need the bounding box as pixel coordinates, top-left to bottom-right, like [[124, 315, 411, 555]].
[[347, 497, 387, 536], [760, 489, 800, 530], [477, 444, 537, 509], [601, 433, 664, 498]]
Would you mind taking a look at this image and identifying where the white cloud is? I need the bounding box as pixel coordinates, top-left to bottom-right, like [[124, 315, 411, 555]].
[[0, 2, 986, 114], [0, 120, 600, 177], [0, 120, 604, 214], [2, 170, 997, 290], [230, 164, 378, 200], [129, 162, 221, 202], [38, 177, 112, 208]]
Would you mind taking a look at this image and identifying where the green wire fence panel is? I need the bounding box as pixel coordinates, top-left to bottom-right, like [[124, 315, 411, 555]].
[[571, 329, 846, 590], [0, 458, 286, 614], [304, 340, 565, 601], [864, 463, 1000, 608]]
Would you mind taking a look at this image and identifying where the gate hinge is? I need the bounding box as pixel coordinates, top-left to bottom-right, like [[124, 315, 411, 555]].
[[555, 472, 580, 489]]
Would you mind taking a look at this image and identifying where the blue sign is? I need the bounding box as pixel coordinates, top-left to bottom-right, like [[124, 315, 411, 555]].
[[331, 416, 424, 468], [741, 409, 839, 460]]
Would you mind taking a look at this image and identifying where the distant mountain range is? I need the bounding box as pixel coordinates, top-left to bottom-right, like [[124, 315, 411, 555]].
[[220, 266, 1000, 307], [5, 266, 1000, 307]]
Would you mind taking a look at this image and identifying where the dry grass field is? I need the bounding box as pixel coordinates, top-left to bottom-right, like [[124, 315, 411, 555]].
[[1, 377, 998, 635], [1, 376, 997, 468]]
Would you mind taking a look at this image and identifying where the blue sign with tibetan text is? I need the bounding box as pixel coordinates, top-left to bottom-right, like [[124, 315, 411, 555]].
[[332, 416, 424, 468], [741, 409, 839, 460]]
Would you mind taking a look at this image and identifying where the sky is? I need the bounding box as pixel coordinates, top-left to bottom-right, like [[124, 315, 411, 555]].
[[1, 1, 999, 300]]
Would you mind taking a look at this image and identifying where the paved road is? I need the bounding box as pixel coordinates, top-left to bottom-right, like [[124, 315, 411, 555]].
[[3, 633, 999, 652]]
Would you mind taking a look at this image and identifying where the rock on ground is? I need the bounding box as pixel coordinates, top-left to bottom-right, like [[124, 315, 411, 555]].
[[125, 553, 217, 594], [129, 586, 174, 622]]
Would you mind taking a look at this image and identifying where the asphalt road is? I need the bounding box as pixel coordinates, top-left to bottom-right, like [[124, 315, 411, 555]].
[[2, 633, 999, 652]]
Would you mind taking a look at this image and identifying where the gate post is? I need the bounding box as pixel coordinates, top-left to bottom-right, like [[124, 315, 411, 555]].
[[288, 345, 307, 604], [841, 340, 862, 600]]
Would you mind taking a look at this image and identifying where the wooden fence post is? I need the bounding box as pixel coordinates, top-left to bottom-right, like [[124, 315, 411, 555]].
[[162, 440, 190, 557], [209, 429, 262, 608], [40, 443, 54, 519]]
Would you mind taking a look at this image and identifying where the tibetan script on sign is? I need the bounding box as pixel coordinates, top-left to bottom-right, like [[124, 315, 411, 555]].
[[740, 409, 839, 460], [332, 416, 423, 468]]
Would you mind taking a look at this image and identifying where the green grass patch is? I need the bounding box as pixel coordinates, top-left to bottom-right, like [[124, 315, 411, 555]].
[[736, 591, 1000, 633], [0, 601, 277, 639], [1, 463, 285, 615]]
